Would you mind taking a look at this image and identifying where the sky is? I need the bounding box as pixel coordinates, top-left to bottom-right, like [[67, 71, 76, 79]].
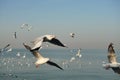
[[0, 0, 120, 49]]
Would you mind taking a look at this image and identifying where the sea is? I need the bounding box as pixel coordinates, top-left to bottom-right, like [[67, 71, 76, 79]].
[[0, 48, 120, 80]]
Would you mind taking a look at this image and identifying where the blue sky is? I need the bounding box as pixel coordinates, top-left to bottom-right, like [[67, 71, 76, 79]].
[[0, 0, 120, 49]]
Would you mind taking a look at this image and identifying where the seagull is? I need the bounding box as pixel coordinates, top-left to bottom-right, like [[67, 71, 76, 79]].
[[0, 44, 11, 53], [21, 24, 29, 29], [23, 43, 63, 70], [28, 26, 32, 31], [76, 48, 82, 58], [70, 57, 75, 62], [3, 44, 11, 49], [16, 52, 21, 57], [14, 32, 17, 39], [21, 23, 32, 31], [103, 43, 120, 74], [70, 33, 75, 38], [6, 48, 12, 52], [3, 44, 11, 51], [31, 34, 67, 50]]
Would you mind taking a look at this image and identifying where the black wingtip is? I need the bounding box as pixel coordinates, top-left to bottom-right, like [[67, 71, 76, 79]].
[[49, 38, 67, 48], [47, 61, 64, 70], [23, 43, 41, 52]]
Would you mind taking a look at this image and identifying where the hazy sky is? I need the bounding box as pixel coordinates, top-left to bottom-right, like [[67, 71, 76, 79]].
[[0, 0, 120, 49]]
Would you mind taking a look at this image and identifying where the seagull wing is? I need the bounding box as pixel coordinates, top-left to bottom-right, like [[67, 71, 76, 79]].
[[32, 51, 44, 59], [48, 38, 67, 47], [3, 44, 10, 49], [31, 40, 43, 50], [23, 43, 42, 59], [31, 37, 44, 50], [31, 36, 43, 45], [107, 43, 117, 63], [112, 67, 120, 74], [47, 60, 63, 70], [23, 43, 31, 50]]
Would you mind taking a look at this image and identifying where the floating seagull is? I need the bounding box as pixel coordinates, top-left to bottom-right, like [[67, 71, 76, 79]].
[[70, 33, 75, 38], [23, 43, 63, 70], [22, 54, 26, 59], [31, 34, 67, 50], [76, 48, 82, 58], [70, 57, 76, 62], [103, 43, 120, 74], [16, 52, 21, 57]]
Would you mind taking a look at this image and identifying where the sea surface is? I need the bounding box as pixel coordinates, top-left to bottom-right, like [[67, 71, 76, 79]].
[[0, 48, 120, 80]]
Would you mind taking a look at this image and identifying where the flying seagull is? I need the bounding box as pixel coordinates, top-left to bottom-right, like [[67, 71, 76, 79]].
[[70, 33, 75, 38], [31, 35, 67, 50], [23, 43, 63, 70], [103, 43, 120, 74], [21, 23, 32, 31], [76, 48, 82, 58], [14, 32, 17, 39], [21, 23, 29, 29], [0, 44, 11, 53], [3, 44, 11, 49]]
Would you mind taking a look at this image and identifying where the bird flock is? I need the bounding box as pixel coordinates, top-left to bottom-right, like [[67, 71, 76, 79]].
[[0, 24, 120, 77]]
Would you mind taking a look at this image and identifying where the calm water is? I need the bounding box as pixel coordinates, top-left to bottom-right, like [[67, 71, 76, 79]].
[[0, 49, 120, 80]]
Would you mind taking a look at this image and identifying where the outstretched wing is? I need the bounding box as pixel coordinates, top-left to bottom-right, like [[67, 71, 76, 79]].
[[23, 43, 31, 51], [47, 60, 63, 70], [31, 36, 43, 45], [3, 44, 10, 49], [48, 38, 67, 47], [23, 43, 41, 59], [107, 43, 117, 63], [112, 67, 120, 74], [31, 37, 43, 50]]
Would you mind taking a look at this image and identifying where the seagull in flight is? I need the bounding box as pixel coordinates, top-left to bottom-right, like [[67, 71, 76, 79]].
[[3, 44, 11, 49], [103, 43, 120, 74], [23, 43, 63, 70], [76, 48, 82, 58], [70, 33, 75, 38], [0, 44, 11, 53], [21, 23, 32, 31], [31, 34, 67, 50], [14, 32, 17, 39]]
